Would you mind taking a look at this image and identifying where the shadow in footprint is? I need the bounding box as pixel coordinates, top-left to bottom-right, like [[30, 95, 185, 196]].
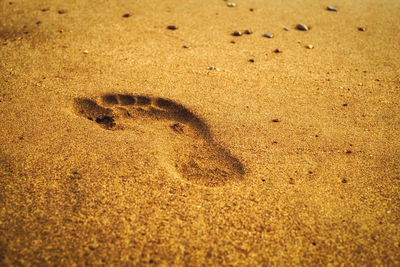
[[73, 94, 244, 186]]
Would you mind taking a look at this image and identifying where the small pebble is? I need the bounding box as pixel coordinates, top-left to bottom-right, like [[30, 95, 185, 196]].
[[249, 8, 254, 12], [208, 66, 215, 70], [264, 33, 273, 38], [249, 58, 254, 63], [343, 103, 348, 106], [306, 44, 313, 49], [227, 2, 236, 7], [283, 27, 289, 31], [232, 31, 242, 36], [122, 13, 131, 18], [83, 50, 89, 54], [230, 40, 236, 44], [182, 45, 189, 48], [358, 27, 366, 32], [58, 9, 66, 14], [167, 25, 178, 30], [358, 82, 363, 86], [41, 8, 49, 12], [327, 6, 337, 11], [342, 178, 347, 183], [272, 119, 280, 122], [296, 24, 309, 31], [273, 48, 281, 53], [243, 29, 252, 35], [36, 21, 42, 25]]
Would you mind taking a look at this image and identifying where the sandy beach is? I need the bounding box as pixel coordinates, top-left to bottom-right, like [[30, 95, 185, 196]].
[[1, 0, 399, 265]]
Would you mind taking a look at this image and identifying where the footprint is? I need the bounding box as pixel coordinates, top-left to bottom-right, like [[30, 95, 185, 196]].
[[73, 94, 244, 186]]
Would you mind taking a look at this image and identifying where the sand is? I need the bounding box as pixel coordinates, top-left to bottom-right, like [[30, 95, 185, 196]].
[[1, 0, 399, 265]]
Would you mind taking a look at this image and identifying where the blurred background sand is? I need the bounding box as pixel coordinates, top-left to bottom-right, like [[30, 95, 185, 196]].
[[1, 0, 399, 265]]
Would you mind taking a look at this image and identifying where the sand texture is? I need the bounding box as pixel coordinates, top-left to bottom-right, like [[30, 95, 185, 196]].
[[1, 0, 400, 265]]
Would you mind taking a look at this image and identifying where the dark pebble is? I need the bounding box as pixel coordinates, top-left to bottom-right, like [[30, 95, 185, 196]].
[[41, 8, 49, 12], [346, 150, 352, 154], [122, 13, 131, 18], [358, 27, 366, 32], [272, 119, 280, 122], [167, 25, 178, 30], [232, 31, 242, 36], [342, 178, 347, 183], [58, 10, 66, 14], [296, 24, 309, 31], [264, 33, 273, 38], [182, 45, 189, 48], [273, 48, 281, 53], [249, 58, 254, 63], [244, 29, 252, 35], [36, 21, 42, 25], [230, 40, 236, 44], [249, 8, 254, 12], [327, 6, 337, 11], [343, 103, 348, 106]]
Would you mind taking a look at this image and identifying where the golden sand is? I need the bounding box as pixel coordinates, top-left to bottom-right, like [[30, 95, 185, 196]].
[[1, 0, 399, 265]]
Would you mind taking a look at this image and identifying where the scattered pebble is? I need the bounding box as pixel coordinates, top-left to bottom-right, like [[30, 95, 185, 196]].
[[208, 66, 220, 71], [296, 24, 309, 31], [244, 29, 253, 35], [249, 8, 254, 12], [342, 178, 347, 183], [167, 25, 178, 30], [327, 6, 338, 11], [264, 33, 273, 38], [345, 150, 352, 154], [122, 13, 131, 18], [227, 2, 236, 7], [358, 82, 363, 86], [41, 8, 49, 12], [283, 27, 289, 31], [306, 44, 314, 49], [232, 31, 242, 36], [272, 119, 280, 122], [273, 48, 281, 53], [230, 40, 236, 44], [58, 9, 66, 14], [36, 21, 42, 25], [358, 27, 366, 32], [342, 103, 348, 106], [182, 45, 189, 48], [83, 50, 89, 54], [249, 58, 254, 63]]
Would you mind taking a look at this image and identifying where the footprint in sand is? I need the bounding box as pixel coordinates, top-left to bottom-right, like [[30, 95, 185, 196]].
[[73, 94, 244, 186]]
